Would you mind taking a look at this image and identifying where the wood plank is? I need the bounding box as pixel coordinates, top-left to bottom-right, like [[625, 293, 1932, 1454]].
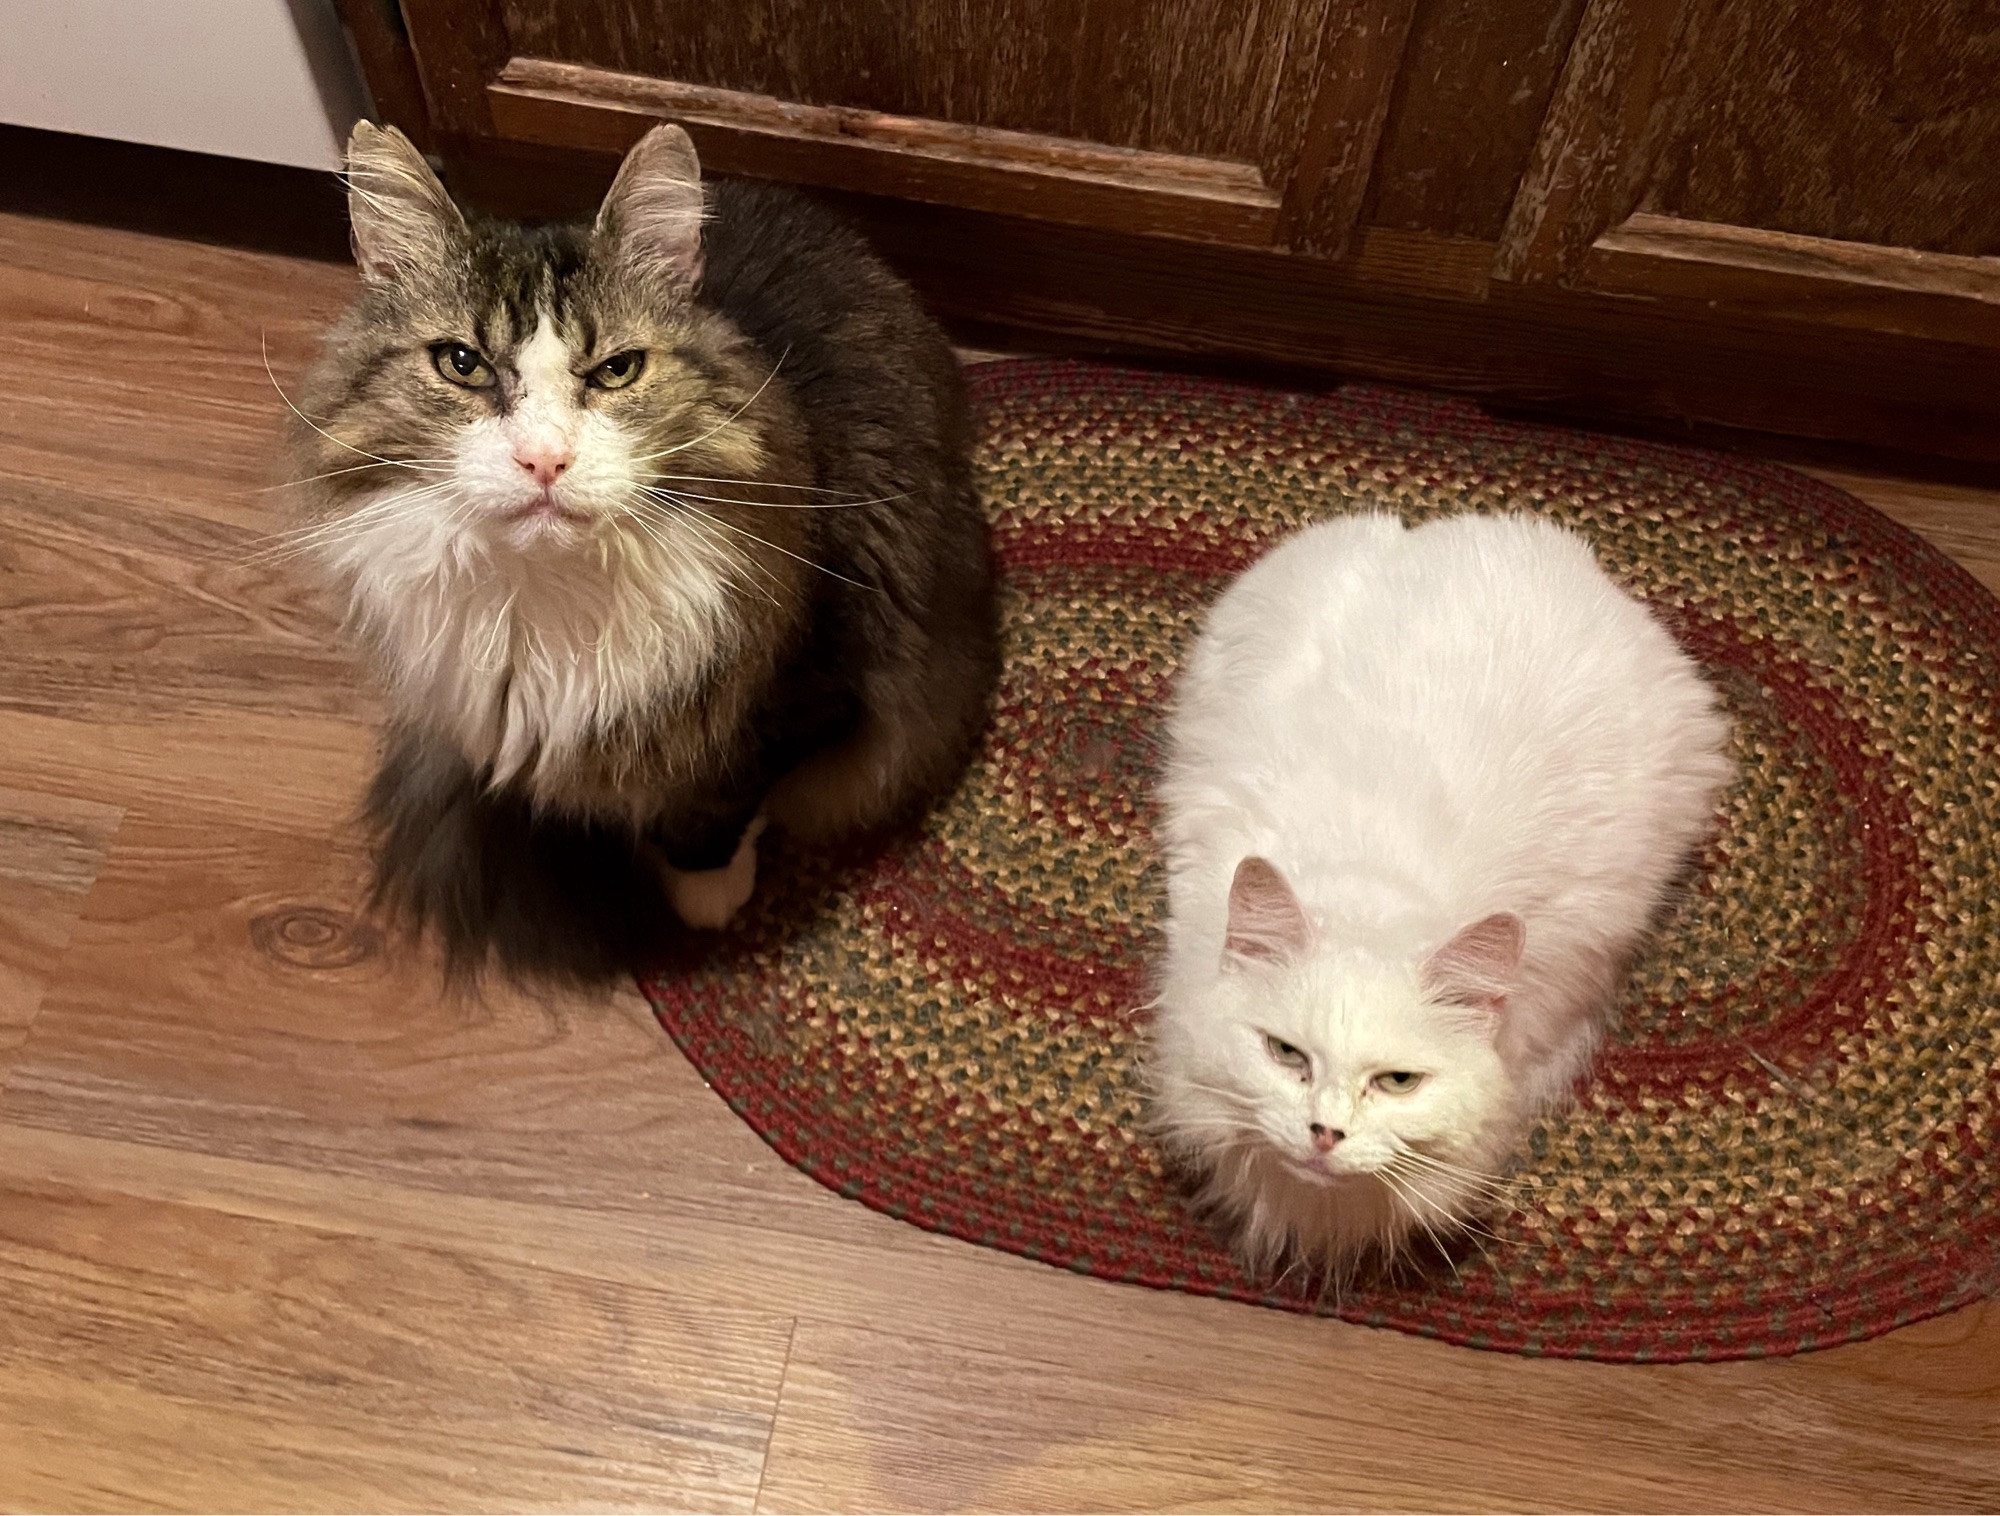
[[0, 211, 356, 528], [755, 1312, 2000, 1514], [396, 0, 510, 139], [1587, 212, 2000, 346], [1366, 0, 1592, 242], [1633, 0, 2000, 259], [0, 787, 121, 1072], [1493, 0, 1703, 283], [0, 785, 123, 896], [0, 1176, 791, 1512], [0, 471, 363, 724], [5, 1126, 1994, 1515], [802, 186, 2000, 465], [1348, 225, 1496, 301], [1272, 0, 1422, 258], [0, 709, 375, 834], [0, 793, 935, 1250], [487, 57, 1283, 248], [489, 0, 1337, 173], [330, 0, 436, 153]]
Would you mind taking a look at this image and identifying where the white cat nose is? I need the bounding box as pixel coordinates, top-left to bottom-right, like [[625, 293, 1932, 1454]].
[[1310, 1124, 1345, 1152], [514, 443, 572, 487]]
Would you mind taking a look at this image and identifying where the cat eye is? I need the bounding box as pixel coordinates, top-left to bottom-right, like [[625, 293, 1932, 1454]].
[[431, 342, 495, 389], [1263, 1034, 1310, 1074], [1373, 1070, 1426, 1094], [588, 350, 647, 390]]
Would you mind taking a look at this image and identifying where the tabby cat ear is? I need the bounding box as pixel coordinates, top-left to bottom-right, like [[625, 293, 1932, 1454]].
[[1420, 913, 1526, 1013], [1222, 857, 1313, 968], [595, 124, 707, 285], [344, 121, 464, 284]]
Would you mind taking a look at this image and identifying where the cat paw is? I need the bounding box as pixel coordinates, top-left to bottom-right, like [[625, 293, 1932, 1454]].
[[666, 816, 766, 930]]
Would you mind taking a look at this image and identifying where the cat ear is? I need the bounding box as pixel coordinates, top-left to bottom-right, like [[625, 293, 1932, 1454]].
[[1420, 913, 1526, 1013], [344, 121, 465, 284], [1222, 857, 1313, 968], [595, 124, 707, 285]]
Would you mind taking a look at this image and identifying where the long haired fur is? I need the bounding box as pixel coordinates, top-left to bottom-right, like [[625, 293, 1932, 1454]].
[[1148, 513, 1734, 1276], [287, 123, 998, 984]]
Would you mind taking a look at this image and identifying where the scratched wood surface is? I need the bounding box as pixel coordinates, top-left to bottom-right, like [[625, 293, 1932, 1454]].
[[0, 208, 1996, 1512]]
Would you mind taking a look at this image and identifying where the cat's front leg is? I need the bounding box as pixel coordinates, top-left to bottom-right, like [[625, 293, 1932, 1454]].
[[662, 813, 767, 930]]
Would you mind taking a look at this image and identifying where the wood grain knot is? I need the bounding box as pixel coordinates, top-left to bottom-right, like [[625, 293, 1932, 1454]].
[[250, 905, 382, 970]]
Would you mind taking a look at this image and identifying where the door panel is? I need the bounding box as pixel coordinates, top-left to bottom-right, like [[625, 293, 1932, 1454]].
[[349, 0, 2000, 459], [404, 0, 1442, 254], [1587, 212, 2000, 347], [1367, 0, 1591, 242], [487, 57, 1284, 245], [497, 0, 1334, 166], [1639, 0, 2000, 257], [1493, 0, 2000, 353]]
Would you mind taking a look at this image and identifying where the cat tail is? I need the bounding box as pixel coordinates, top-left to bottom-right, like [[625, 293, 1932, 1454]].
[[363, 730, 676, 989]]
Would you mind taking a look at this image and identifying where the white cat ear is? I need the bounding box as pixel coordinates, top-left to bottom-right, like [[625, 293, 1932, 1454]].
[[595, 124, 706, 285], [1222, 857, 1313, 968], [1421, 913, 1526, 1013], [344, 121, 464, 284]]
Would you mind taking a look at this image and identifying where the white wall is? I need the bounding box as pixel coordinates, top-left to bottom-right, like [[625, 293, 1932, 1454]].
[[0, 0, 372, 171]]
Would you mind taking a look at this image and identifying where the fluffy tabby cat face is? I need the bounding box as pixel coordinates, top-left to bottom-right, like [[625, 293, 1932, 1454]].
[[295, 121, 775, 567]]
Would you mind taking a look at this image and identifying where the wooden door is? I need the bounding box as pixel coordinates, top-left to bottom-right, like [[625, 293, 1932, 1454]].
[[338, 0, 2000, 461], [1497, 0, 2000, 348], [389, 0, 1437, 258]]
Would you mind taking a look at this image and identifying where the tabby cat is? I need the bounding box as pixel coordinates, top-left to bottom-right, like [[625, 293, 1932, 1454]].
[[289, 122, 998, 983]]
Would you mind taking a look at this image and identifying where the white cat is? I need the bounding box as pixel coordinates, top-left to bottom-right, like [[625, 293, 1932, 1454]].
[[1148, 512, 1733, 1275]]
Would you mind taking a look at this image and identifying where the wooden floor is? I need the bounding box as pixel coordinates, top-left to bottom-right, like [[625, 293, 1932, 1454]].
[[2, 206, 1997, 1514]]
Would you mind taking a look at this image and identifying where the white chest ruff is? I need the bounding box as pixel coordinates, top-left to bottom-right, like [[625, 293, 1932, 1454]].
[[337, 524, 740, 797]]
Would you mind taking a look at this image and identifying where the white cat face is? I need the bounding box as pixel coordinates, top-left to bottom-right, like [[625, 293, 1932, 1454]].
[[1149, 855, 1526, 1262], [1214, 955, 1509, 1186]]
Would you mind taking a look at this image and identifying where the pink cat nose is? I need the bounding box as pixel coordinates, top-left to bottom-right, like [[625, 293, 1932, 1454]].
[[514, 444, 572, 487], [1310, 1124, 1345, 1152]]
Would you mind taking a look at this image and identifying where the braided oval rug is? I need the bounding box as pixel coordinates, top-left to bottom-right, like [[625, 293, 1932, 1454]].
[[643, 359, 2000, 1362]]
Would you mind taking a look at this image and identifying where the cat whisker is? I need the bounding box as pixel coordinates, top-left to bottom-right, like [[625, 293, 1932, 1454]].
[[1386, 1159, 1514, 1242], [629, 346, 792, 465], [236, 482, 463, 565], [1159, 1076, 1261, 1108], [1155, 1119, 1262, 1151], [621, 495, 791, 608], [261, 330, 423, 473], [1375, 1167, 1463, 1280], [1392, 1147, 1524, 1203], [1390, 1159, 1515, 1203], [1383, 1160, 1517, 1248], [1387, 1171, 1517, 1227], [640, 494, 883, 596], [1392, 1176, 1504, 1248], [638, 479, 909, 512], [1390, 1141, 1514, 1182], [632, 504, 786, 611], [253, 458, 455, 492], [253, 487, 477, 570], [642, 473, 875, 498]]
